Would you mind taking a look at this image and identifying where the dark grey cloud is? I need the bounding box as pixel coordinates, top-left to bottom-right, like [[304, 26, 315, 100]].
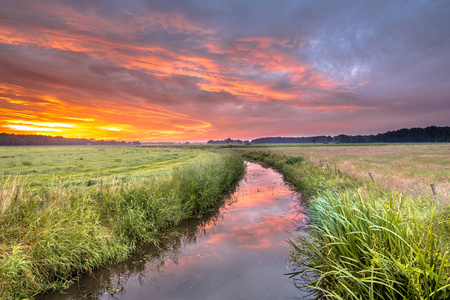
[[306, 1, 450, 100]]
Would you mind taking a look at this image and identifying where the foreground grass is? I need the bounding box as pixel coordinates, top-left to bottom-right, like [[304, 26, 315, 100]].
[[0, 147, 244, 299], [241, 150, 450, 299]]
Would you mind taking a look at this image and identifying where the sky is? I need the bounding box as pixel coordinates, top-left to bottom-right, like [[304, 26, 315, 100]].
[[0, 0, 449, 142]]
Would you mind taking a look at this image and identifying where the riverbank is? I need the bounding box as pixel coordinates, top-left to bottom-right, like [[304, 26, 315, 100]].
[[40, 161, 305, 299], [0, 148, 244, 299], [240, 144, 450, 202], [240, 150, 450, 299]]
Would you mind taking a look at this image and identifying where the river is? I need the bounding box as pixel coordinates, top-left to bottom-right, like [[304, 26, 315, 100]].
[[42, 161, 309, 299]]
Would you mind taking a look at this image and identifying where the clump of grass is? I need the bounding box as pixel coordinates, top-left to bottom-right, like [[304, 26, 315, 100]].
[[0, 150, 244, 299], [289, 190, 450, 299], [86, 179, 97, 187], [286, 155, 304, 165], [241, 150, 450, 299]]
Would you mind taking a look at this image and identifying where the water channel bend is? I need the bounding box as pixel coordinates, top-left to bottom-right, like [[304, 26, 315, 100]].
[[44, 161, 308, 299]]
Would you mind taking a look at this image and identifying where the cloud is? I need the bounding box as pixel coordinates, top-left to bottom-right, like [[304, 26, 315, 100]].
[[0, 0, 449, 140]]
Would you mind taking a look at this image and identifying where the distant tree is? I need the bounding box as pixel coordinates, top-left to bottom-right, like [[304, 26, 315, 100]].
[[0, 132, 128, 146], [207, 138, 243, 144], [248, 126, 449, 145]]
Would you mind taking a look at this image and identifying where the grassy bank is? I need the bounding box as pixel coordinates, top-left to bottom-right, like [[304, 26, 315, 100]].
[[240, 150, 450, 299], [0, 147, 244, 299], [241, 144, 450, 202]]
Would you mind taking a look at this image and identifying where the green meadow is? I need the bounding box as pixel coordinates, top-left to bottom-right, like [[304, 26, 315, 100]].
[[0, 146, 244, 299], [0, 146, 212, 186]]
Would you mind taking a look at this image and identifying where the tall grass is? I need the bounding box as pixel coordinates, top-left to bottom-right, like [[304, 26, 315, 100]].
[[0, 151, 244, 299], [241, 150, 450, 299], [290, 191, 450, 299]]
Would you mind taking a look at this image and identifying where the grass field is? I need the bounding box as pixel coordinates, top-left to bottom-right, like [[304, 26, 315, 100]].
[[0, 146, 211, 186], [240, 145, 450, 300], [0, 146, 244, 299], [242, 143, 450, 203]]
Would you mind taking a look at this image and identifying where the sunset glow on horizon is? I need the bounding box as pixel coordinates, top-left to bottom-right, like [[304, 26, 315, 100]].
[[1, 1, 449, 142]]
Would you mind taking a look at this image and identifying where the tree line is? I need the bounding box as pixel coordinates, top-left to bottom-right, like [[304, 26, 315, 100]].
[[0, 133, 141, 146], [207, 138, 251, 145], [251, 126, 450, 144]]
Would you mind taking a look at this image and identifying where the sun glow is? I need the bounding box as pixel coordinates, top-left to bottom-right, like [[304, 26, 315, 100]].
[[0, 1, 402, 143], [7, 120, 76, 128], [4, 125, 64, 132], [102, 127, 122, 132]]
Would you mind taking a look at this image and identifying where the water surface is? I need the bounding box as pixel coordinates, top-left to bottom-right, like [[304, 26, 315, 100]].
[[44, 162, 308, 299]]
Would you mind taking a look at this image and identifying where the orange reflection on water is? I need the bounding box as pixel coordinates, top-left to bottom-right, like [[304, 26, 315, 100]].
[[170, 162, 304, 266], [42, 162, 306, 300], [138, 162, 305, 299]]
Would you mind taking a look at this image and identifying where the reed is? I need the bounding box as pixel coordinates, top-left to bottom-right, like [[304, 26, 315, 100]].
[[241, 150, 450, 299], [0, 149, 244, 299]]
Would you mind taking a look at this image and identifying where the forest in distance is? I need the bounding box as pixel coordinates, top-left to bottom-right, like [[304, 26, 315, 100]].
[[0, 133, 141, 146], [210, 126, 449, 144], [0, 126, 448, 146]]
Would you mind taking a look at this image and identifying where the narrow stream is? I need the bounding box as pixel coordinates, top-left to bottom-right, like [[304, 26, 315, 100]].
[[43, 162, 309, 299]]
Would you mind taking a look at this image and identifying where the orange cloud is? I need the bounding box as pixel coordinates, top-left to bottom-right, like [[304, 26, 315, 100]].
[[0, 81, 211, 140], [0, 3, 374, 141]]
